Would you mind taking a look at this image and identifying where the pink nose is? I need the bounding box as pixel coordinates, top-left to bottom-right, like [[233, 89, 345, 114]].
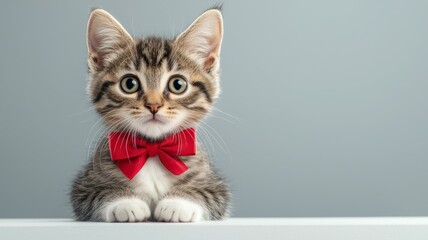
[[145, 103, 162, 114]]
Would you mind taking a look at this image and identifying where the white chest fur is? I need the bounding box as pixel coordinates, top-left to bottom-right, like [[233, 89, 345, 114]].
[[130, 156, 175, 206]]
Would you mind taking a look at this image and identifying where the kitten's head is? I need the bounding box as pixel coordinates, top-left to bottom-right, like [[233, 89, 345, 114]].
[[86, 8, 223, 140]]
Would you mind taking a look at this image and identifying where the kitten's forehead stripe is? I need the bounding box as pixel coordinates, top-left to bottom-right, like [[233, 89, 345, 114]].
[[133, 37, 174, 91], [136, 37, 172, 69], [163, 40, 173, 71], [134, 39, 143, 70]]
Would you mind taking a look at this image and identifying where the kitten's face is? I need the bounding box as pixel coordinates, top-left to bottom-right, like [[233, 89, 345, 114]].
[[86, 9, 223, 140]]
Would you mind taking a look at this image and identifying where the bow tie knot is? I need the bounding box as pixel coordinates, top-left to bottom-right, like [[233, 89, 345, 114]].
[[108, 129, 196, 179], [146, 143, 159, 157]]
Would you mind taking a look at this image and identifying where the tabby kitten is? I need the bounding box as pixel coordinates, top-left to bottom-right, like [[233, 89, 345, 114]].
[[70, 8, 230, 222]]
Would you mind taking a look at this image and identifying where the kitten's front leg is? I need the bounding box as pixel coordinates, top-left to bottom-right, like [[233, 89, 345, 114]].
[[71, 164, 151, 222], [154, 198, 204, 222], [72, 183, 151, 222], [102, 197, 151, 222], [154, 173, 231, 222]]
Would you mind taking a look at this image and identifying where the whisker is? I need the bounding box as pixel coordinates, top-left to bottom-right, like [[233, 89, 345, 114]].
[[198, 121, 233, 162], [211, 107, 240, 121]]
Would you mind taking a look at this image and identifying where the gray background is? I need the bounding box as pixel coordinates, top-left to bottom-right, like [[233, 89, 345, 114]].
[[1, 0, 427, 218]]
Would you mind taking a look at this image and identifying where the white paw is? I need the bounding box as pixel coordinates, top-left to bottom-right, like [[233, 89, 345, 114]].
[[154, 198, 204, 222], [103, 198, 151, 222]]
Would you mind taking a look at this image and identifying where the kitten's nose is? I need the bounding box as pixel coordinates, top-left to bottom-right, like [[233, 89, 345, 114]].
[[145, 103, 162, 114]]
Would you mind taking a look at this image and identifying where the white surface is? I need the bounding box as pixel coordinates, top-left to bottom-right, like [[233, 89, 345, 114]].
[[1, 218, 428, 240]]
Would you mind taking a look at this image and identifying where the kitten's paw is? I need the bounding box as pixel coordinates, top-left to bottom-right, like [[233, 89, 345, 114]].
[[154, 198, 204, 222], [103, 198, 150, 222]]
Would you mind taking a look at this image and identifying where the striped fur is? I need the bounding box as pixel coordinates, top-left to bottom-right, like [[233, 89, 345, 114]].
[[71, 8, 230, 222]]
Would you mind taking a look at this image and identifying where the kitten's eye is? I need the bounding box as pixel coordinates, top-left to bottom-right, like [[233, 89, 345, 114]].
[[120, 75, 140, 94], [167, 76, 188, 95]]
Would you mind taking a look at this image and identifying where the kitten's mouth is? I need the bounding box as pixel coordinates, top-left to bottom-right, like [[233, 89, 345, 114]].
[[146, 114, 165, 124], [148, 118, 161, 123]]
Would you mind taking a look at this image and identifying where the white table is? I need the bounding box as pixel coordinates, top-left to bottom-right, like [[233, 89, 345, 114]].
[[1, 218, 428, 240]]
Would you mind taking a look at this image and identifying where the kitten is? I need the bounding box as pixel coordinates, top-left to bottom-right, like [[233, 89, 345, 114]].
[[70, 7, 231, 222]]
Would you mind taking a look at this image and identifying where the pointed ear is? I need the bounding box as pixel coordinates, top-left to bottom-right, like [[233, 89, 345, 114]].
[[175, 9, 223, 71], [87, 9, 133, 68]]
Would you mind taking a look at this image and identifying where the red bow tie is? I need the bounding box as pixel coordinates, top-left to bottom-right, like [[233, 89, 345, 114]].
[[108, 128, 196, 179]]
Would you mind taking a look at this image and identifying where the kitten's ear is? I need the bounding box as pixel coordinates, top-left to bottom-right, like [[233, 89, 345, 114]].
[[175, 9, 223, 71], [87, 9, 133, 68]]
